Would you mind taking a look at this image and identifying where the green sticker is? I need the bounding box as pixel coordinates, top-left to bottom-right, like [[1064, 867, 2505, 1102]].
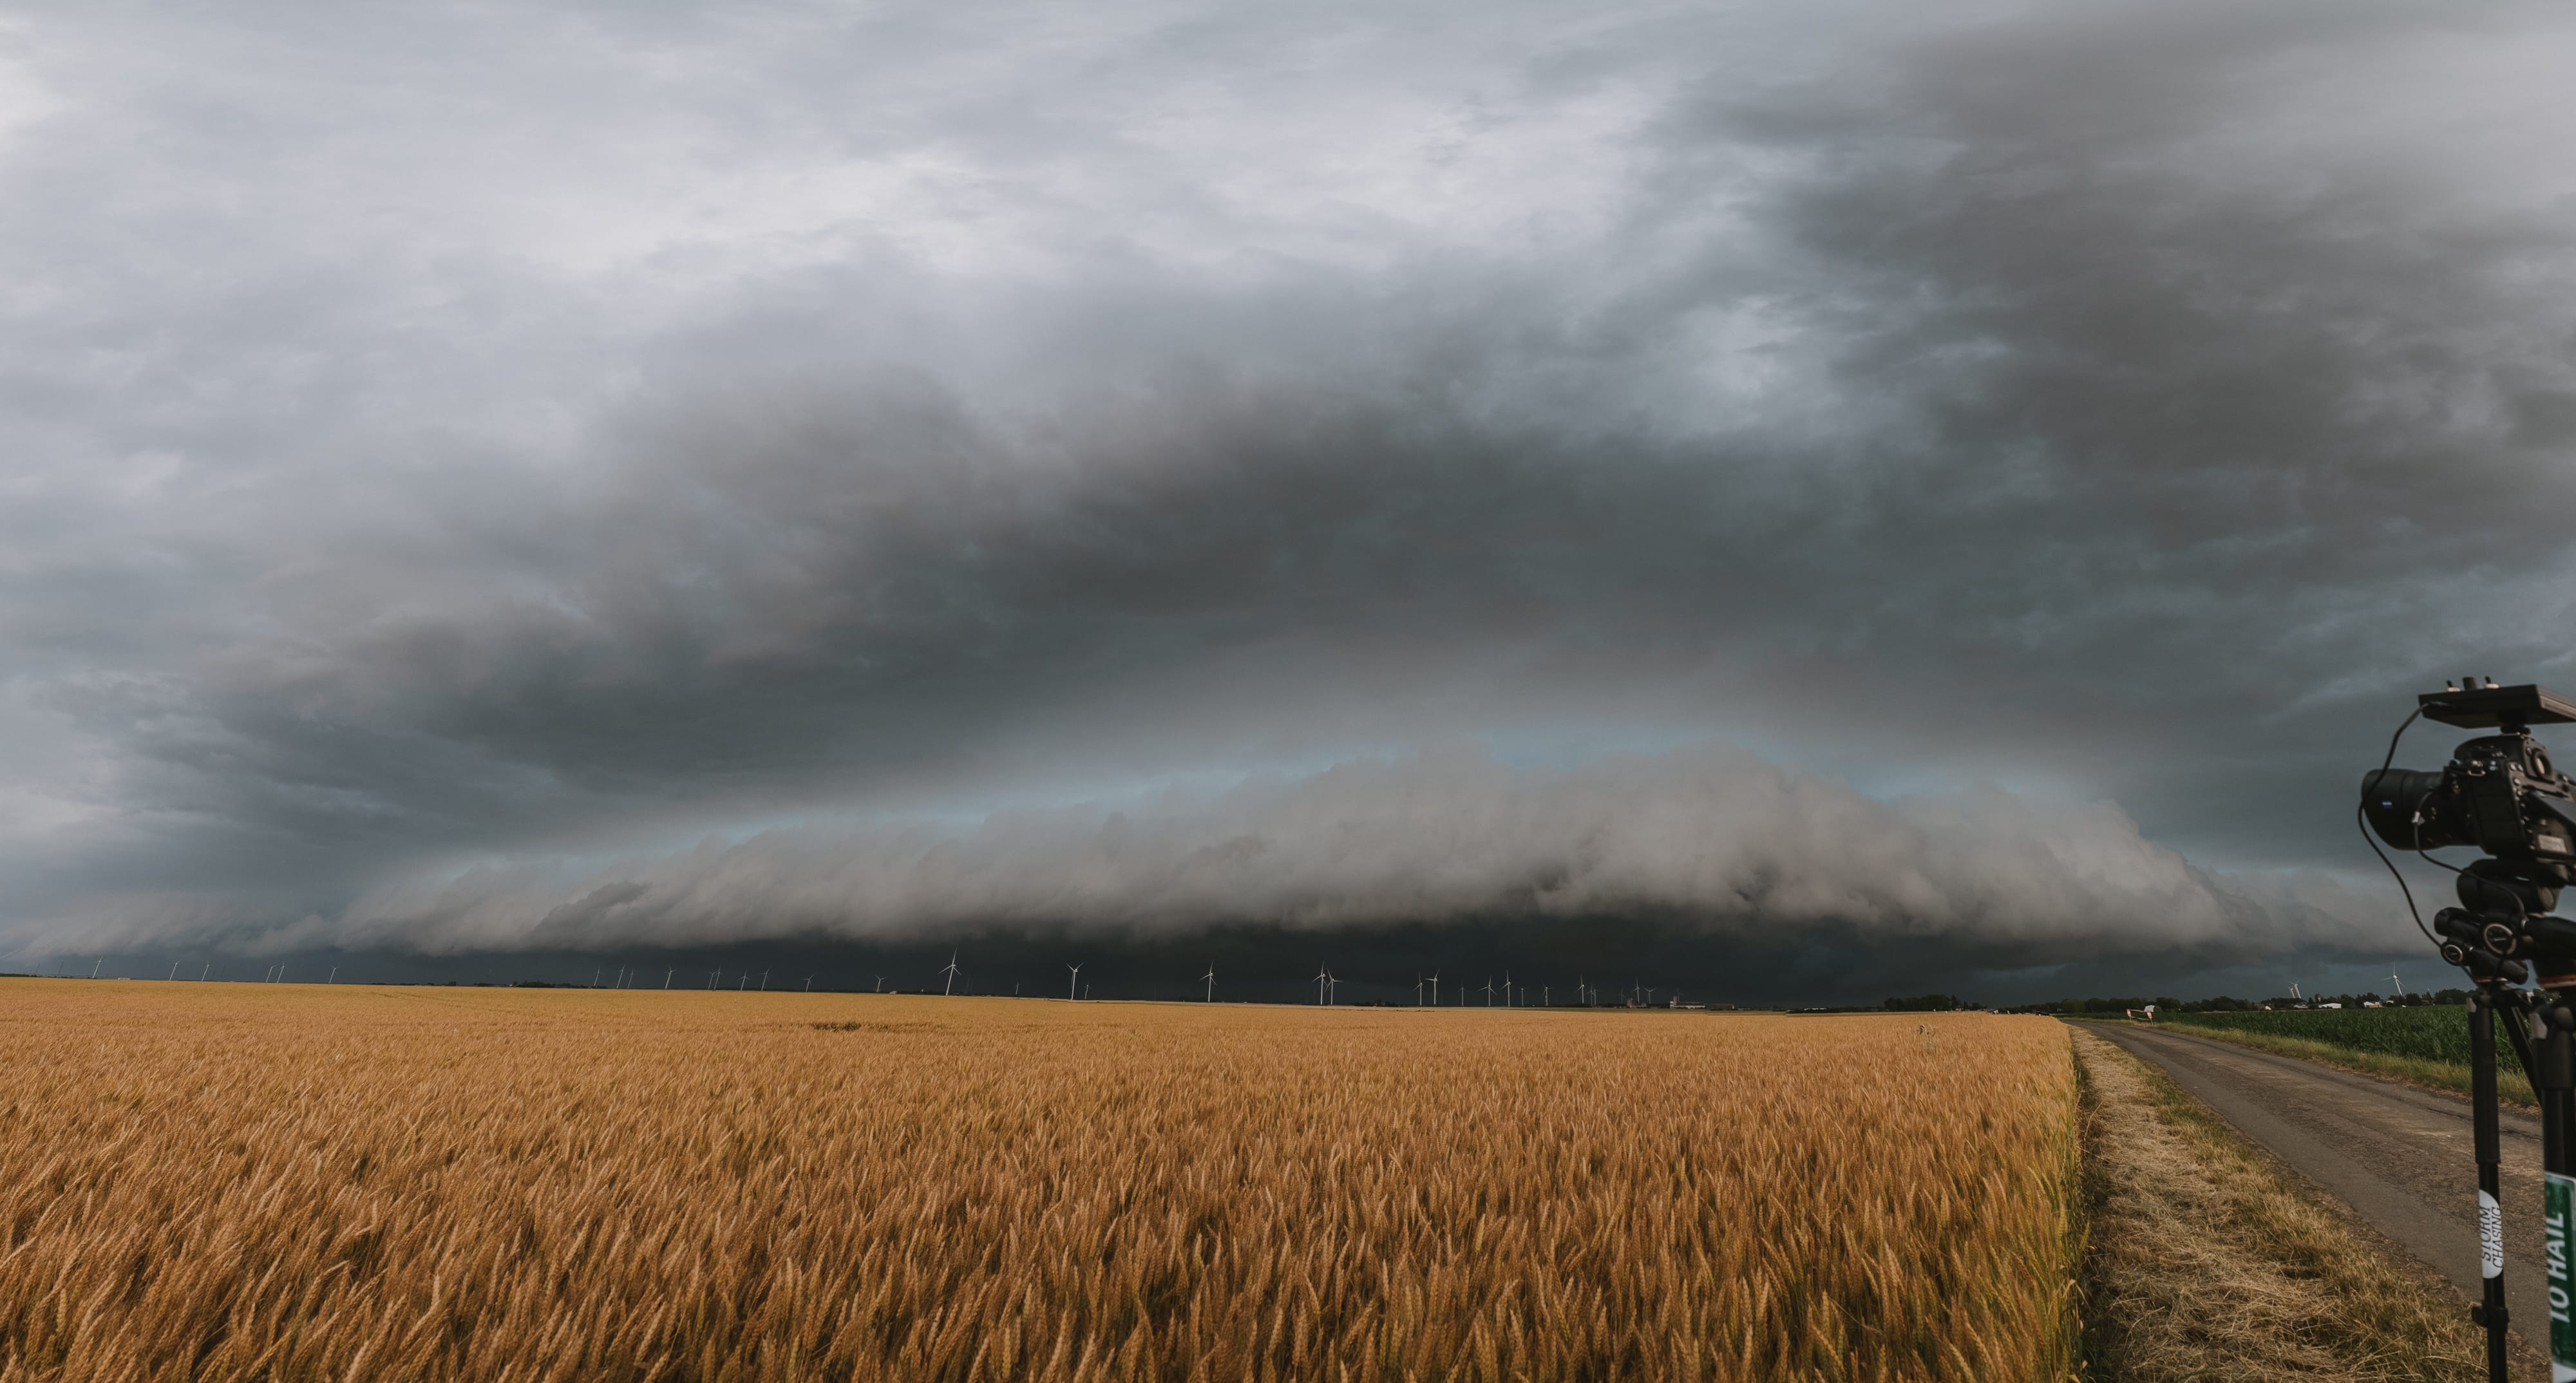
[[2548, 1171, 2576, 1380]]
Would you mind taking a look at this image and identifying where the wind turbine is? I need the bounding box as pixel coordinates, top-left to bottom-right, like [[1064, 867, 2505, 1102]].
[[91, 959, 102, 979], [1543, 985, 1549, 1007], [942, 952, 961, 997], [1415, 974, 1424, 1006], [1504, 972, 1514, 1008], [199, 964, 211, 982], [328, 968, 337, 984], [2391, 970, 2406, 999], [804, 975, 814, 992], [1429, 971, 1439, 1007], [663, 969, 675, 989], [760, 970, 770, 992], [1482, 977, 1495, 1006], [1068, 963, 1083, 1000], [593, 969, 601, 988], [1202, 964, 1217, 1002], [874, 975, 886, 993], [710, 968, 721, 989], [1314, 964, 1331, 1005], [167, 962, 180, 981]]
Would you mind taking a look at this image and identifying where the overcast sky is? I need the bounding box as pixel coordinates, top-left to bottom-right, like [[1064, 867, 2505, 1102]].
[[6, 0, 2575, 995]]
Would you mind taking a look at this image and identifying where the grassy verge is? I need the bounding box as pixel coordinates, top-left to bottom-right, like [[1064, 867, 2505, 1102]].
[[2152, 1021, 2533, 1108], [2072, 1027, 2501, 1380]]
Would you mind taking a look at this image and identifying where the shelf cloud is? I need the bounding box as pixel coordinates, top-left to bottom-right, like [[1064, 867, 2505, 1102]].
[[62, 746, 2381, 968]]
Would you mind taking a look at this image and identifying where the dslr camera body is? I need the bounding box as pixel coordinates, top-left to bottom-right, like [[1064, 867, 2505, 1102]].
[[2362, 681, 2576, 985]]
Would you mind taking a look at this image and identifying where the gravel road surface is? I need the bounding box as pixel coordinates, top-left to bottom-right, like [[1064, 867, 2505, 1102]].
[[2078, 1020, 2547, 1359]]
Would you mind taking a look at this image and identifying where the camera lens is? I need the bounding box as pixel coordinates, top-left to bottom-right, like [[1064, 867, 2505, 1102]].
[[2362, 768, 2461, 849]]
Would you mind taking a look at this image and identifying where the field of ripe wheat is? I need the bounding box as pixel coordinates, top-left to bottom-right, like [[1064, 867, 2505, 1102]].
[[0, 981, 2079, 1382]]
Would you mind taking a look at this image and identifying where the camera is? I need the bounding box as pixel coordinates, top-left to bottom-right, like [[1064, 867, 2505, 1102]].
[[2360, 681, 2576, 983]]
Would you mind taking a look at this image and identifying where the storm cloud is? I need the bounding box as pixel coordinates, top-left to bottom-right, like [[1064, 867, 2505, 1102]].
[[3, 0, 2572, 988], [255, 746, 2342, 959]]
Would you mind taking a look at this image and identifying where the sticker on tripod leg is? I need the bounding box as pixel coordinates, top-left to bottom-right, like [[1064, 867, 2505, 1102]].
[[2547, 1171, 2576, 1380], [2485, 1190, 2505, 1278]]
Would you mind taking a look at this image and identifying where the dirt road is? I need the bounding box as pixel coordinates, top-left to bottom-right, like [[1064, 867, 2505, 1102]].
[[2078, 1021, 2546, 1357]]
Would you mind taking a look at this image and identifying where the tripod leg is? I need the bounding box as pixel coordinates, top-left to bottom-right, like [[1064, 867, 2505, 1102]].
[[2470, 991, 2510, 1382]]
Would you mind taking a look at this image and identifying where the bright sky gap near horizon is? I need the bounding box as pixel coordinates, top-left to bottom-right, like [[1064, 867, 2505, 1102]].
[[6, 1, 2575, 1001]]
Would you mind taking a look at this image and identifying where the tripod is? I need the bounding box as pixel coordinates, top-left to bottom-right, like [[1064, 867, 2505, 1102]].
[[2355, 681, 2576, 1378], [2463, 975, 2576, 1382]]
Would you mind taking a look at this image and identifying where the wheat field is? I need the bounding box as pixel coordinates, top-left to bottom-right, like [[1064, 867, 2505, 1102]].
[[0, 980, 2079, 1382]]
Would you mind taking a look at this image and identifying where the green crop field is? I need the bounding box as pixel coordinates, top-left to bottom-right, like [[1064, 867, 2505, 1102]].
[[2167, 1006, 2517, 1076]]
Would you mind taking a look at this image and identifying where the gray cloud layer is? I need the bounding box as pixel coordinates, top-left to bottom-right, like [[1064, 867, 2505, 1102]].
[[3, 0, 2571, 969], [229, 746, 2346, 962]]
